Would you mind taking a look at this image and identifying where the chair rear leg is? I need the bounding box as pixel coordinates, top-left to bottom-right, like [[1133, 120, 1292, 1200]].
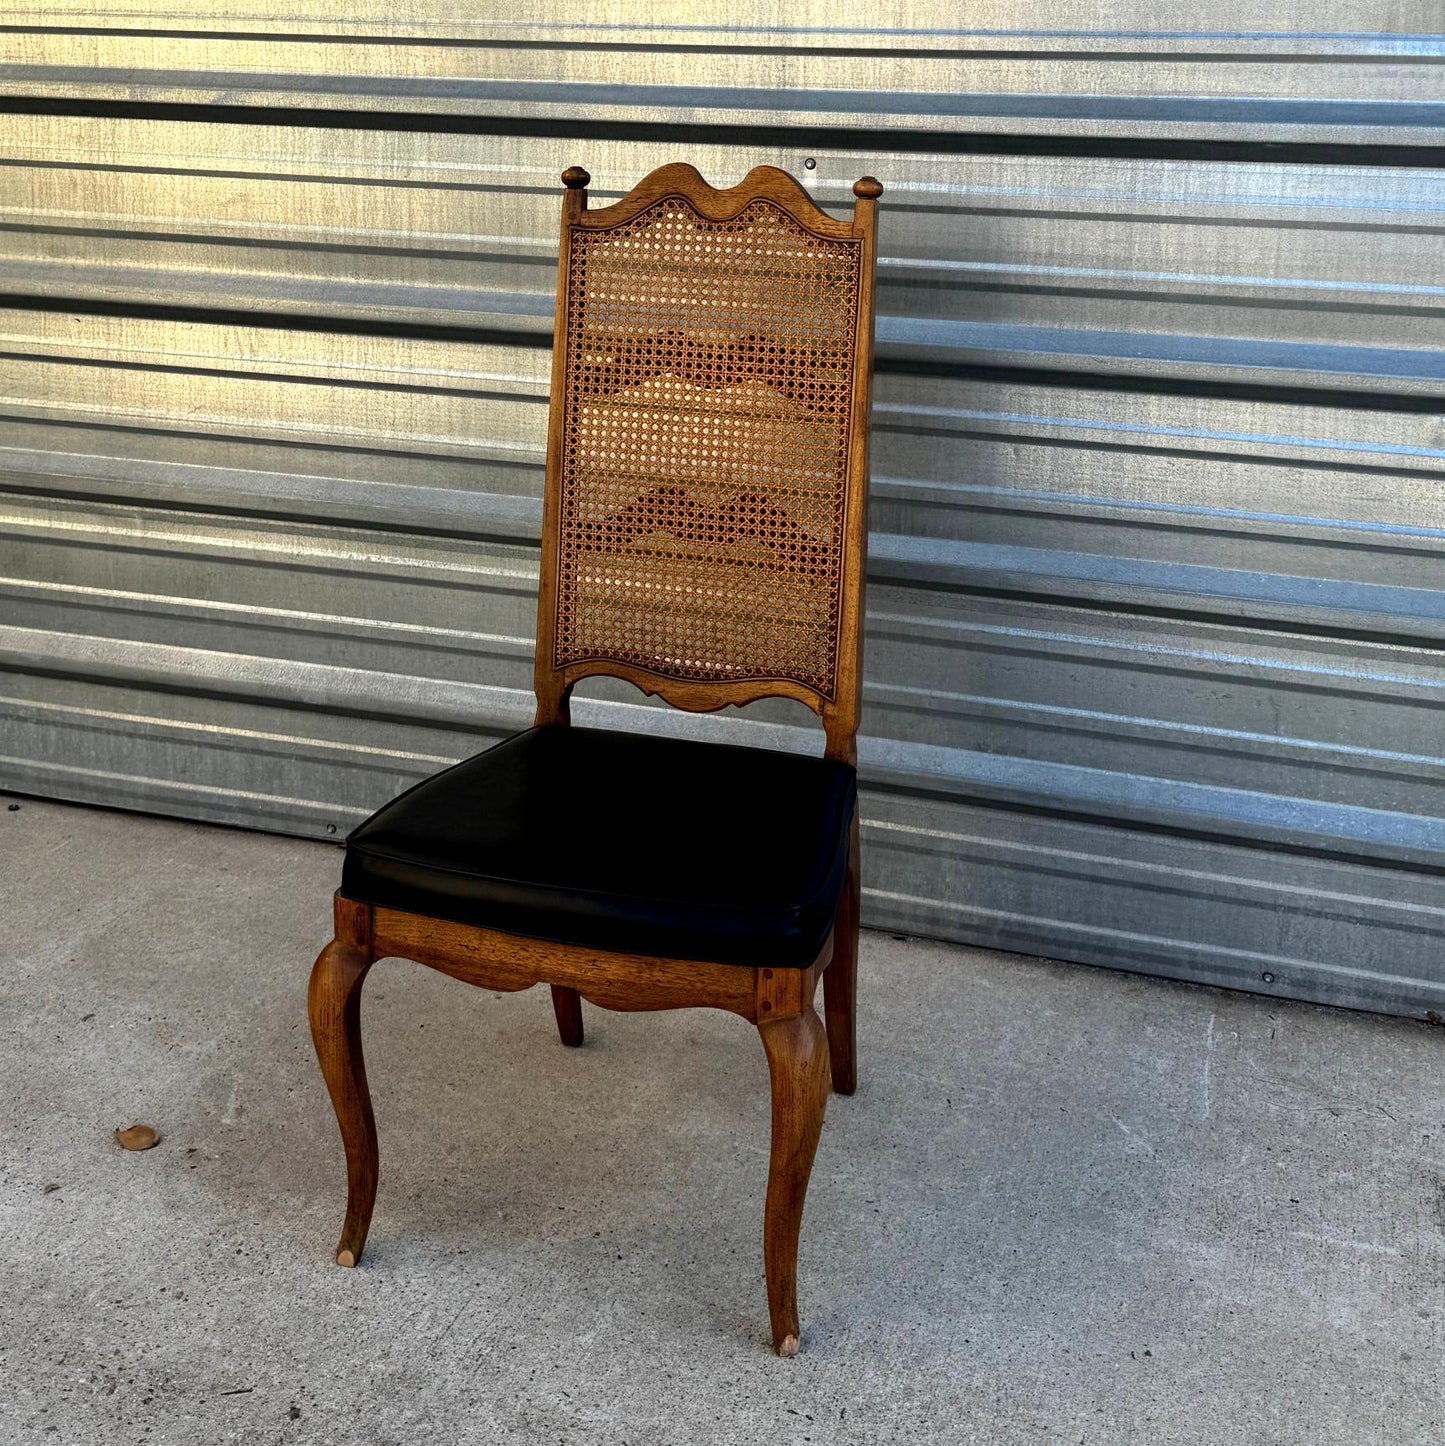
[[549, 985, 585, 1047], [308, 930, 378, 1268], [759, 1002, 830, 1355], [823, 812, 860, 1095]]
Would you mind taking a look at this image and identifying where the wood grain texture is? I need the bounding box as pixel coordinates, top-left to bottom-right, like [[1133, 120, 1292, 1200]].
[[371, 906, 761, 1020], [307, 895, 377, 1269], [581, 162, 855, 239], [759, 996, 832, 1356], [545, 664, 828, 720], [532, 161, 587, 729], [824, 178, 880, 766]]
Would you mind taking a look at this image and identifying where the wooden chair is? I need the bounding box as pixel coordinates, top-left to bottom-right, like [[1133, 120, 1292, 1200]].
[[308, 162, 881, 1355]]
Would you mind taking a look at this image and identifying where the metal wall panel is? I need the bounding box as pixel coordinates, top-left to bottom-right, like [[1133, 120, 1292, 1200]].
[[1, 12, 1443, 1017], [8, 5, 1445, 144]]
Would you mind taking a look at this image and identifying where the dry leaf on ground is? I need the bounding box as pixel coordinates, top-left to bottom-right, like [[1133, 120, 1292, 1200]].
[[114, 1124, 159, 1151]]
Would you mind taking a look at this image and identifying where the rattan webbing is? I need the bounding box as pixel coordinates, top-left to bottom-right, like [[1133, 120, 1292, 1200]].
[[554, 195, 863, 699]]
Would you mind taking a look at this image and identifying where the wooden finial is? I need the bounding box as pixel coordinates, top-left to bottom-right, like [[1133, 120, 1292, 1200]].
[[561, 166, 591, 190], [852, 176, 883, 200]]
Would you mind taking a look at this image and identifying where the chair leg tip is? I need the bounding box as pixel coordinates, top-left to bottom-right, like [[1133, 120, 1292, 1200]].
[[335, 1247, 357, 1268], [775, 1333, 800, 1358]]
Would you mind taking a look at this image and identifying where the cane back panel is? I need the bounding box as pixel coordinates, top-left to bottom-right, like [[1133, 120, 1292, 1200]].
[[546, 169, 871, 706]]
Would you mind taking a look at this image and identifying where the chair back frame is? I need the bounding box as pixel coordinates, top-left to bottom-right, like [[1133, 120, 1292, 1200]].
[[533, 163, 880, 764]]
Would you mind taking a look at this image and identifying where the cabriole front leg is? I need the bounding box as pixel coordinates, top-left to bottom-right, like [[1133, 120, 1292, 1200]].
[[758, 1001, 831, 1356], [308, 928, 378, 1268]]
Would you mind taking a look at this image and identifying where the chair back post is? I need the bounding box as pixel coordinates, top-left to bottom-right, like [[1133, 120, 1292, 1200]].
[[533, 163, 882, 761], [821, 176, 881, 766], [534, 165, 591, 727]]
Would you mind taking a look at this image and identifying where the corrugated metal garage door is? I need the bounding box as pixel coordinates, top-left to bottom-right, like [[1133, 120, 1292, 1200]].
[[2, 6, 1443, 1017]]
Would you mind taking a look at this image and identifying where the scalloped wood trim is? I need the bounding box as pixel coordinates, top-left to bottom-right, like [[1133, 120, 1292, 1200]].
[[579, 162, 855, 239], [556, 660, 827, 717], [367, 902, 833, 1023]]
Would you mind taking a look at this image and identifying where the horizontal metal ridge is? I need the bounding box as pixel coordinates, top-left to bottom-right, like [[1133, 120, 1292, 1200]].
[[12, 16, 1445, 54], [4, 16, 1445, 144], [4, 623, 1441, 871]]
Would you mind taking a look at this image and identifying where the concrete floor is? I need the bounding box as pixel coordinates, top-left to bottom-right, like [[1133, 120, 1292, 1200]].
[[1, 795, 1442, 1446]]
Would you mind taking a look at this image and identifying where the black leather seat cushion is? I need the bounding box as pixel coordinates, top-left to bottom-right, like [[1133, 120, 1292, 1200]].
[[342, 726, 857, 968]]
